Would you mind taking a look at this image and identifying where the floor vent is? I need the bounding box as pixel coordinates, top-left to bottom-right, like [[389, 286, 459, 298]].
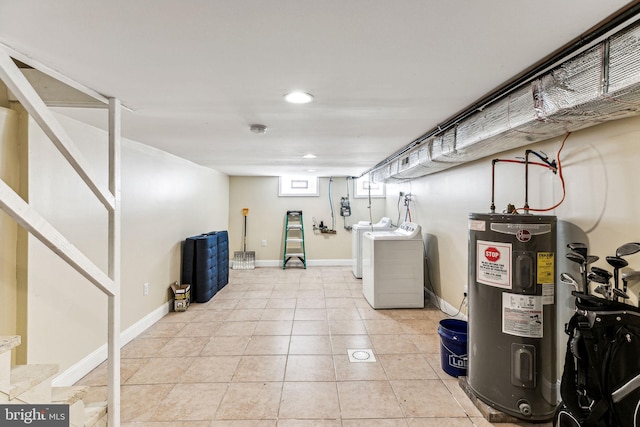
[[347, 349, 376, 363]]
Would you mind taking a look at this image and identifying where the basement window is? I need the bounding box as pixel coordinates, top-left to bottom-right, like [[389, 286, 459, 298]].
[[278, 176, 320, 197], [354, 177, 385, 198]]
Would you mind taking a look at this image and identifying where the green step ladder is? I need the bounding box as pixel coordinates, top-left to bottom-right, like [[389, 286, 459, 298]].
[[283, 210, 306, 269]]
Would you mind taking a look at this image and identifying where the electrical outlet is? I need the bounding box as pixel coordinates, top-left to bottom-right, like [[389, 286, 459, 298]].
[[261, 239, 267, 247], [143, 282, 149, 296]]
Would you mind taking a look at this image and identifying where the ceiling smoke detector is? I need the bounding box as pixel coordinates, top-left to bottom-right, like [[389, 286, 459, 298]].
[[250, 124, 267, 134]]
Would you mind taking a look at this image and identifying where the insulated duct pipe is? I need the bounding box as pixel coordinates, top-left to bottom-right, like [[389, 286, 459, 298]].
[[365, 2, 640, 183]]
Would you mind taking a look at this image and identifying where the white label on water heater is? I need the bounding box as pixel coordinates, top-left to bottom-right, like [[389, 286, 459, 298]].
[[502, 293, 543, 338], [542, 284, 555, 305], [476, 240, 512, 289], [469, 220, 486, 231]]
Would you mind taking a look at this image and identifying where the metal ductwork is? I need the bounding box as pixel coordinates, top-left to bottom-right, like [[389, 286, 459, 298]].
[[370, 14, 640, 183]]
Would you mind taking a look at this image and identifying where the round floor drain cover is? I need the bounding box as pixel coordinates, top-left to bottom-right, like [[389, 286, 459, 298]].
[[347, 349, 376, 363], [352, 350, 371, 361]]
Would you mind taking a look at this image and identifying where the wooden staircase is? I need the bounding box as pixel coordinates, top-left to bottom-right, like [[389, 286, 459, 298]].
[[0, 336, 107, 426]]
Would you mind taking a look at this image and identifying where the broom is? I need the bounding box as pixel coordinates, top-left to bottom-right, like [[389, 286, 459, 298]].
[[233, 208, 255, 269]]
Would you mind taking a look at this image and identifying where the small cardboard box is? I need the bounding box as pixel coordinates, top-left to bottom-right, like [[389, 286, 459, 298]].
[[174, 298, 189, 312], [171, 283, 191, 312]]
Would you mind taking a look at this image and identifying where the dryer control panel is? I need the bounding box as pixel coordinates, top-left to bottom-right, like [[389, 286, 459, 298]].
[[396, 222, 422, 238]]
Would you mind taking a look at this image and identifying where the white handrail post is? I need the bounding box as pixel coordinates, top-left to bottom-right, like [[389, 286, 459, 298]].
[[107, 97, 122, 427], [0, 48, 115, 211]]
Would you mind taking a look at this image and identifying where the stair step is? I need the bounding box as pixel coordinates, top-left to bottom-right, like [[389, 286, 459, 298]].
[[0, 336, 21, 355], [53, 388, 88, 427], [85, 401, 107, 427], [0, 336, 21, 391], [4, 364, 58, 400], [52, 386, 89, 405]]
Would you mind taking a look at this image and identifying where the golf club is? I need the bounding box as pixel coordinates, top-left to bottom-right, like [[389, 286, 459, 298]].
[[560, 272, 580, 293], [566, 252, 589, 294], [566, 252, 586, 265], [605, 255, 628, 293], [621, 270, 640, 293], [616, 242, 640, 258], [567, 242, 588, 259], [612, 288, 629, 301], [588, 271, 610, 284], [593, 285, 609, 299], [588, 271, 612, 300], [586, 255, 599, 265], [590, 266, 613, 282]]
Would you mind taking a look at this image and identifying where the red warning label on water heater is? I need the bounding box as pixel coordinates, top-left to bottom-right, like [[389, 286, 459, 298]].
[[477, 240, 512, 289], [484, 247, 500, 262]]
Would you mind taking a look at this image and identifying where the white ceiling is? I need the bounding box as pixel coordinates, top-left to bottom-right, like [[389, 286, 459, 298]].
[[0, 1, 634, 177]]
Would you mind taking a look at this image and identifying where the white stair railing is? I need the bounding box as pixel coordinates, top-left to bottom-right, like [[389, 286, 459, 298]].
[[0, 46, 121, 426]]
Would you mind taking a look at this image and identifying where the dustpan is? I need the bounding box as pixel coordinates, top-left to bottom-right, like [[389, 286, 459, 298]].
[[233, 208, 255, 269]]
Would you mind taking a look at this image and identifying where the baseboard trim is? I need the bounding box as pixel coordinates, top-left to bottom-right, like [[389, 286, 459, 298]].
[[252, 259, 352, 268], [425, 289, 467, 320], [52, 301, 171, 387]]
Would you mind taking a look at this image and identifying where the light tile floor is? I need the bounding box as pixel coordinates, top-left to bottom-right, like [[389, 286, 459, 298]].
[[77, 266, 553, 426]]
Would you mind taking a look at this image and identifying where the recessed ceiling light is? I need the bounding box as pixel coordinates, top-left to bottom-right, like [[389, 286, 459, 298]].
[[302, 154, 317, 159], [284, 92, 314, 104], [307, 169, 317, 172]]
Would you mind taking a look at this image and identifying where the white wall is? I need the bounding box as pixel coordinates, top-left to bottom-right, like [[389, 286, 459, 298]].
[[24, 112, 229, 370], [229, 176, 387, 265]]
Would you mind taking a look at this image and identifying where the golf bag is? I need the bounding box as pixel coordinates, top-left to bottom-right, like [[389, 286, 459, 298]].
[[555, 293, 640, 427]]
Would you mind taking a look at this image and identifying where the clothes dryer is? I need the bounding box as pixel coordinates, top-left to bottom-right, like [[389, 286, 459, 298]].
[[352, 217, 393, 278]]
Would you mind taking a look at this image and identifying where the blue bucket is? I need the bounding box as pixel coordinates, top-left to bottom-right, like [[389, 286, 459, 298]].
[[437, 319, 468, 377]]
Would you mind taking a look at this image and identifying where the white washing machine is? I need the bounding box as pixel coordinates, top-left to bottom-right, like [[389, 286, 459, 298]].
[[351, 217, 393, 278], [362, 221, 424, 309]]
